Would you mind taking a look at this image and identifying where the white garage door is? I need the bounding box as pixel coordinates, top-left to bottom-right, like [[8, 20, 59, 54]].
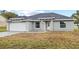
[[9, 22, 27, 31]]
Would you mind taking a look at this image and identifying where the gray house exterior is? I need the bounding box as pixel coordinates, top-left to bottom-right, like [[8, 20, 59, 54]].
[[7, 13, 74, 32]]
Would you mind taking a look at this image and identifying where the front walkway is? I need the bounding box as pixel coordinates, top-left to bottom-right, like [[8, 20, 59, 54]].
[[0, 32, 20, 37], [0, 31, 47, 37]]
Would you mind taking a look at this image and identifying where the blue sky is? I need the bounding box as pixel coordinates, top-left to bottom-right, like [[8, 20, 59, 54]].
[[49, 10, 76, 16], [36, 10, 76, 17]]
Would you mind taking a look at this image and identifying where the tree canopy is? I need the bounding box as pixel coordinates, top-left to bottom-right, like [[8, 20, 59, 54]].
[[72, 10, 79, 24], [72, 10, 79, 28], [0, 10, 18, 19]]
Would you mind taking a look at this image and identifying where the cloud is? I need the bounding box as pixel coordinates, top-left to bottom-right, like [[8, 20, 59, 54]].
[[10, 10, 46, 16], [26, 10, 46, 16]]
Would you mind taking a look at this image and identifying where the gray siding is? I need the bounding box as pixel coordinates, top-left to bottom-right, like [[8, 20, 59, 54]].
[[7, 20, 74, 32], [53, 21, 74, 31]]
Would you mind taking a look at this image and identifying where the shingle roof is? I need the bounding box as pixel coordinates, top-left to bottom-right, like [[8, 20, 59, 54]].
[[16, 16, 28, 19], [28, 13, 72, 20], [8, 13, 73, 23]]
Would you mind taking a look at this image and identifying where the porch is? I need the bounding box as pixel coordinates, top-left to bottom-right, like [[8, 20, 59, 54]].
[[29, 20, 53, 32]]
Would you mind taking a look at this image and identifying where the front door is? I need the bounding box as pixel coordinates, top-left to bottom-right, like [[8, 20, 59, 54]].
[[45, 21, 50, 31]]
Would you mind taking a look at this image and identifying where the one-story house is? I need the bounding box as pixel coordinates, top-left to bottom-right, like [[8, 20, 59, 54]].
[[7, 13, 74, 32]]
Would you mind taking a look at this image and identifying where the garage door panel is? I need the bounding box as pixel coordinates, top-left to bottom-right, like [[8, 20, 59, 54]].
[[9, 23, 26, 31]]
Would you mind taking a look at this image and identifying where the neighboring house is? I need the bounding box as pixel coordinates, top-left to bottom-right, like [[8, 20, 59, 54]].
[[7, 13, 74, 32], [0, 15, 7, 26]]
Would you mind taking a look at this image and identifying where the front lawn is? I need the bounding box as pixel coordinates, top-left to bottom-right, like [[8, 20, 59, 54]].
[[0, 31, 79, 49]]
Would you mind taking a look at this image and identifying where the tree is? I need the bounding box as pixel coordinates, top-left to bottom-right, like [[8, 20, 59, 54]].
[[72, 10, 79, 28], [1, 11, 18, 19]]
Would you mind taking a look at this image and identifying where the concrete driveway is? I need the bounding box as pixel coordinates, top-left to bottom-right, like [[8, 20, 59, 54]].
[[0, 32, 20, 37]]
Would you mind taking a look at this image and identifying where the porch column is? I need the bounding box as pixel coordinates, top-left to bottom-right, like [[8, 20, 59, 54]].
[[26, 22, 31, 32], [50, 20, 54, 31], [40, 21, 46, 32]]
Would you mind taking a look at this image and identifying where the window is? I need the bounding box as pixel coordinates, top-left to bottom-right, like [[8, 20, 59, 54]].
[[60, 21, 66, 28], [35, 22, 40, 28]]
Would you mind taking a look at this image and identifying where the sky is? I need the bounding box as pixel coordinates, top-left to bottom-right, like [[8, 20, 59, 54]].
[[0, 0, 78, 16], [10, 10, 76, 17]]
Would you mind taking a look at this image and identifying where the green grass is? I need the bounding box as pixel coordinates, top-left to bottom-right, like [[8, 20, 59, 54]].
[[0, 40, 53, 49], [0, 32, 79, 49], [0, 38, 78, 49], [0, 26, 6, 32]]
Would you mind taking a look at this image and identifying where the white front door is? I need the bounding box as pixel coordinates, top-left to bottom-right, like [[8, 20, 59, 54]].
[[45, 21, 50, 31]]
